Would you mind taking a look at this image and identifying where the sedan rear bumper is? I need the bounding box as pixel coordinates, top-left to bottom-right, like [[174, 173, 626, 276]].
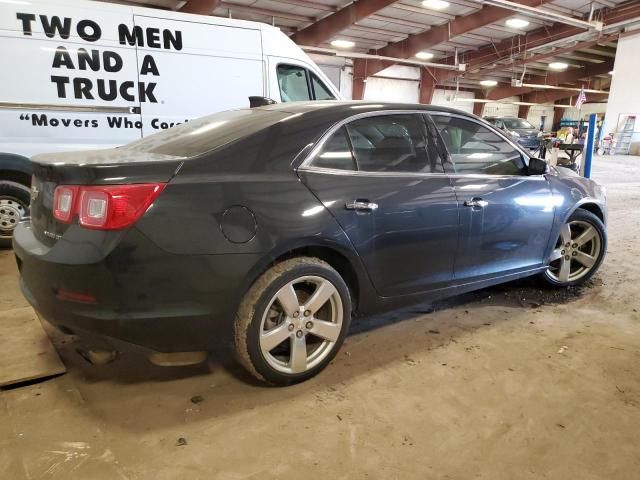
[[13, 222, 258, 352]]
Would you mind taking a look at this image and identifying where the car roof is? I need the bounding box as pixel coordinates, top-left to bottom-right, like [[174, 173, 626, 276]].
[[254, 100, 472, 117]]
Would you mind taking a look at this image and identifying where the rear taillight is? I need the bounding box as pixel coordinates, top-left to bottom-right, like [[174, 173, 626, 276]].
[[52, 183, 165, 230], [53, 186, 79, 223]]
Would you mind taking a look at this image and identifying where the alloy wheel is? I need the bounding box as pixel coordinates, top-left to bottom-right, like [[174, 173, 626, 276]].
[[547, 220, 602, 283], [259, 275, 343, 374]]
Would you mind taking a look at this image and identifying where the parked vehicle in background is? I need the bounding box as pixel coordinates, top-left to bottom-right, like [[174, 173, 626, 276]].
[[0, 0, 340, 246], [485, 116, 542, 151], [14, 101, 608, 385]]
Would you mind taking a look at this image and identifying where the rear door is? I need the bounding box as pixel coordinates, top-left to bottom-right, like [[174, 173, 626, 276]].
[[299, 112, 459, 297], [132, 15, 264, 136], [0, 1, 142, 157], [429, 112, 555, 281]]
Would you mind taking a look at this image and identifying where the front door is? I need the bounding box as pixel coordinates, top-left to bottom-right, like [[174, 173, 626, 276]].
[[429, 113, 556, 282], [299, 112, 459, 297]]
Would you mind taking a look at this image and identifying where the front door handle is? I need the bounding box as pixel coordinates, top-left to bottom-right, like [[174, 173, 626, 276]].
[[345, 200, 378, 211], [463, 198, 488, 208]]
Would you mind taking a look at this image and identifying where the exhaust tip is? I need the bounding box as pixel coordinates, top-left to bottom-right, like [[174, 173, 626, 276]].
[[148, 351, 208, 367], [76, 348, 118, 366]]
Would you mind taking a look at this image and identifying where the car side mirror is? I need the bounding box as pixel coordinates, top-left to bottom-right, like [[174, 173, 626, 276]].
[[528, 157, 549, 175]]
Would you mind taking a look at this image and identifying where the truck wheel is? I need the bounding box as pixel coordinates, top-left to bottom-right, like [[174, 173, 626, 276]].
[[0, 181, 30, 248], [234, 257, 351, 386]]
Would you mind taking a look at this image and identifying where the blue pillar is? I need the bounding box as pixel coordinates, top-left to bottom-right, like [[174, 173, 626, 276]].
[[584, 113, 597, 178]]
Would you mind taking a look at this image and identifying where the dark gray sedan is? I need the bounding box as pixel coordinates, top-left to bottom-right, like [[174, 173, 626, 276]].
[[14, 101, 607, 385]]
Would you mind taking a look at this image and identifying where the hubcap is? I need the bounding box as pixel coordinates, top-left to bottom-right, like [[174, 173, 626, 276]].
[[259, 275, 343, 374], [0, 197, 27, 237], [547, 220, 602, 283]]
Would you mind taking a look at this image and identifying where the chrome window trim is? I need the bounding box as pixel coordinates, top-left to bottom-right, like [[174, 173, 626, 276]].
[[298, 108, 544, 180], [298, 165, 546, 181]]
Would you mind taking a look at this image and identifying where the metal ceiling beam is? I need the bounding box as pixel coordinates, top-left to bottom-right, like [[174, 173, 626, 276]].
[[218, 2, 314, 22], [180, 0, 220, 14], [485, 60, 613, 100], [290, 0, 399, 46], [470, 0, 603, 31], [433, 0, 640, 81], [353, 0, 555, 79], [468, 33, 618, 75]]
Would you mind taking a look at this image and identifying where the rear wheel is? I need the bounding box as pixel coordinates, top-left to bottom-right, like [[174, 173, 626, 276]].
[[0, 181, 30, 248], [234, 257, 351, 385], [541, 209, 606, 287]]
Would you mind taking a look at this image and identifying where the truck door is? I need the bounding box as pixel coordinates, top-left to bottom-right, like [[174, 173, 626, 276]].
[[0, 1, 142, 157], [132, 15, 264, 137]]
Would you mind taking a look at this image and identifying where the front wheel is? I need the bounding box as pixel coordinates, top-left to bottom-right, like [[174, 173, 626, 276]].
[[0, 181, 30, 248], [234, 257, 351, 386], [541, 209, 607, 287]]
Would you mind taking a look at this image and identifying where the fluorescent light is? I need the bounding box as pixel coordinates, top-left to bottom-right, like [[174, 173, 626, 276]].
[[415, 51, 434, 60], [330, 39, 355, 49], [506, 18, 530, 29], [422, 0, 450, 10], [549, 62, 568, 70], [480, 80, 498, 87]]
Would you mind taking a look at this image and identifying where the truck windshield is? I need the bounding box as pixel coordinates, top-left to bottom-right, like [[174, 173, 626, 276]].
[[124, 109, 290, 157]]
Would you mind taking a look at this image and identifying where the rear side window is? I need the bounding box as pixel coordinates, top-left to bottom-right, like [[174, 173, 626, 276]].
[[311, 73, 335, 100], [277, 65, 312, 102], [345, 114, 440, 173], [431, 115, 525, 175], [312, 127, 356, 170]]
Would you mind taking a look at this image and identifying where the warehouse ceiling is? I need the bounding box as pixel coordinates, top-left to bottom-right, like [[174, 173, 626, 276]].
[[105, 0, 640, 103]]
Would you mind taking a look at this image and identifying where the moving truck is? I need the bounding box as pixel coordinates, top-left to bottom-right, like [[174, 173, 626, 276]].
[[0, 0, 341, 246]]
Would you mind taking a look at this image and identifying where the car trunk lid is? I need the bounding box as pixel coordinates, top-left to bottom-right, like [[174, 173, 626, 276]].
[[29, 149, 183, 247]]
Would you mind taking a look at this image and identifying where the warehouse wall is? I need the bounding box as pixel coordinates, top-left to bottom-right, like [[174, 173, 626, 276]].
[[603, 30, 640, 154], [484, 98, 519, 117], [362, 66, 420, 103], [430, 89, 475, 114], [527, 105, 555, 131]]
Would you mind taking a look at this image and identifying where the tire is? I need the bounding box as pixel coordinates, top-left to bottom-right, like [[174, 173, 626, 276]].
[[234, 257, 352, 386], [0, 181, 30, 249], [540, 209, 607, 287]]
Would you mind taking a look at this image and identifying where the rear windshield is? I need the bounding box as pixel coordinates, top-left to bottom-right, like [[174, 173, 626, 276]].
[[124, 109, 290, 157], [502, 118, 534, 129]]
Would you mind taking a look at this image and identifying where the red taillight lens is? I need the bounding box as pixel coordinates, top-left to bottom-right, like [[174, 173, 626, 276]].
[[53, 183, 165, 230], [53, 186, 78, 223]]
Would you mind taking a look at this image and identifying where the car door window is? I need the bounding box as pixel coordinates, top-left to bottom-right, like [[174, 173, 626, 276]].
[[311, 127, 357, 171], [277, 64, 311, 102], [344, 114, 443, 173], [431, 115, 525, 175], [310, 73, 335, 100]]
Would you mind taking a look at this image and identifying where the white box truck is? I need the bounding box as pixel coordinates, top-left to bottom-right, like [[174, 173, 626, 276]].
[[0, 0, 341, 245]]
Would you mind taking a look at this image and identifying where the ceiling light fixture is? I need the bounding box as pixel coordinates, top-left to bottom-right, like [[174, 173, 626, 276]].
[[506, 18, 530, 29], [549, 62, 568, 70], [330, 39, 355, 49], [422, 0, 450, 10], [415, 51, 434, 60], [480, 80, 498, 87]]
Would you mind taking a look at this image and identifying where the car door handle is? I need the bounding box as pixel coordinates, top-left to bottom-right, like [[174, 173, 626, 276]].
[[463, 198, 488, 208], [345, 200, 378, 211]]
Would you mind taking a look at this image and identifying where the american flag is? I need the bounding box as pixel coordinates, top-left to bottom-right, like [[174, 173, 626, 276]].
[[575, 87, 587, 109]]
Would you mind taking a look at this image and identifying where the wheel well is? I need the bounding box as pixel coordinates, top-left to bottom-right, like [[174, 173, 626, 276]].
[[0, 170, 31, 187], [577, 203, 604, 222], [273, 246, 360, 312]]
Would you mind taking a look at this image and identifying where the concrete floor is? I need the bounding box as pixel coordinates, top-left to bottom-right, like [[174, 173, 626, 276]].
[[1, 155, 639, 480]]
